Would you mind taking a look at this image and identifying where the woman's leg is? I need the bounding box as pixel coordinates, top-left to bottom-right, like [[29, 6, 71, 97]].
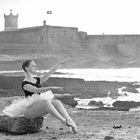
[[51, 99, 72, 120], [24, 99, 66, 124], [51, 99, 77, 133]]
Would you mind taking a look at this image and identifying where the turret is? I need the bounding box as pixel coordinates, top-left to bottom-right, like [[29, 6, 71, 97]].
[[4, 10, 18, 31]]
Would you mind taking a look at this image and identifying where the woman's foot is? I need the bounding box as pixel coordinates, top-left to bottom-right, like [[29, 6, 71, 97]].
[[66, 119, 77, 133]]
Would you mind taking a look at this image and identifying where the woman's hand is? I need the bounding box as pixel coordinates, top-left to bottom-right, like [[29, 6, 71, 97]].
[[58, 58, 71, 66], [40, 58, 71, 84], [54, 93, 71, 99]]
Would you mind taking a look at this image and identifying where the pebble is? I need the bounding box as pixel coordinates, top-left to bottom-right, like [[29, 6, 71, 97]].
[[104, 135, 114, 140]]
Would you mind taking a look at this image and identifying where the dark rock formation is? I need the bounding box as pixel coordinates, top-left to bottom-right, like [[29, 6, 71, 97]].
[[87, 100, 140, 111], [0, 75, 138, 99], [0, 115, 44, 135], [88, 100, 104, 107], [113, 101, 140, 109], [104, 135, 114, 140], [122, 85, 139, 93], [56, 94, 78, 107]]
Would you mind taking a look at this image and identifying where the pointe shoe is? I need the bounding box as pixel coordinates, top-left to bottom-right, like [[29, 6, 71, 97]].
[[66, 120, 77, 133]]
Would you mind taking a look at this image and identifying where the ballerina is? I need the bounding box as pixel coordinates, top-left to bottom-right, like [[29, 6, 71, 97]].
[[3, 59, 77, 133]]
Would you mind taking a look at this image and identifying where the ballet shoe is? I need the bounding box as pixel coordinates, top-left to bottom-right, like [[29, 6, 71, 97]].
[[66, 119, 77, 133]]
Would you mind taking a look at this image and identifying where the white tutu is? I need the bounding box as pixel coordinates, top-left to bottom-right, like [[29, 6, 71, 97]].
[[2, 90, 54, 117]]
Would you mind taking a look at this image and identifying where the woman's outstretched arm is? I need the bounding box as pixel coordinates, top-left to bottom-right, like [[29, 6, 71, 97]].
[[40, 58, 70, 84], [23, 84, 64, 93]]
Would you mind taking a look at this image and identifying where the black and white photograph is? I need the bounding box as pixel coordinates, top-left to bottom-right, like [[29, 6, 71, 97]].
[[0, 0, 140, 139]]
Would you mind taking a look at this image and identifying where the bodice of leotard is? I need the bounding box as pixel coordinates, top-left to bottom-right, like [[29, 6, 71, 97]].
[[22, 77, 41, 97]]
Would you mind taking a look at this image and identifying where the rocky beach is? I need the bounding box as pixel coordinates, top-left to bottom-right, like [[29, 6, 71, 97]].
[[0, 102, 140, 140], [1, 5, 140, 139], [0, 73, 140, 139]]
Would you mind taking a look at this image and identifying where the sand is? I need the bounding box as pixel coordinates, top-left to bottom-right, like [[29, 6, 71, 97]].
[[0, 102, 140, 140]]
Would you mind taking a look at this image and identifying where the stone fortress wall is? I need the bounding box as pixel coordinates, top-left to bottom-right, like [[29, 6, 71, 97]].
[[0, 11, 140, 63], [0, 24, 86, 49], [0, 23, 140, 57], [86, 35, 140, 57]]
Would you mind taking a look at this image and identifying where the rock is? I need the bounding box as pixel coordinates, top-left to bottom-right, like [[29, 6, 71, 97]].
[[0, 115, 44, 135], [113, 101, 140, 109], [113, 125, 122, 129], [104, 135, 114, 140], [0, 75, 139, 100], [56, 94, 78, 107], [88, 100, 104, 107], [123, 85, 139, 93]]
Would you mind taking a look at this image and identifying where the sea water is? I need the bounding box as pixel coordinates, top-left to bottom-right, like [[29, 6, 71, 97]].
[[1, 68, 140, 110], [1, 68, 140, 82], [41, 68, 140, 110]]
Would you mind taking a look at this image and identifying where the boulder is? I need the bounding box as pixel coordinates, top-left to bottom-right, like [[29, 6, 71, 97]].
[[113, 101, 140, 109], [104, 135, 114, 140], [55, 94, 78, 107], [88, 100, 104, 107], [0, 115, 44, 135]]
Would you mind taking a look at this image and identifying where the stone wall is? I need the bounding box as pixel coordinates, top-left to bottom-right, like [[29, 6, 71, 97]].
[[0, 25, 82, 50], [47, 26, 81, 49], [86, 35, 140, 57], [0, 26, 43, 44], [1, 25, 140, 68]]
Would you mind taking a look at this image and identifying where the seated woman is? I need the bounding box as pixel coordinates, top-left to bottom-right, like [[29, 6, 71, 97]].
[[2, 59, 77, 133]]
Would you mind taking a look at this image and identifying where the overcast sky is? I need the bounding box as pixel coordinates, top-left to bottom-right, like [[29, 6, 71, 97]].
[[0, 0, 140, 35]]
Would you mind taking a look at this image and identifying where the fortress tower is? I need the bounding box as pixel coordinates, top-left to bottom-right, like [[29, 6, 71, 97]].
[[4, 10, 18, 31]]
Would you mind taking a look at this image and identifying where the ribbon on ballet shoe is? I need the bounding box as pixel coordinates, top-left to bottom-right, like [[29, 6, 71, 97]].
[[68, 126, 77, 134], [69, 127, 73, 133], [66, 120, 77, 133], [71, 125, 77, 133]]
